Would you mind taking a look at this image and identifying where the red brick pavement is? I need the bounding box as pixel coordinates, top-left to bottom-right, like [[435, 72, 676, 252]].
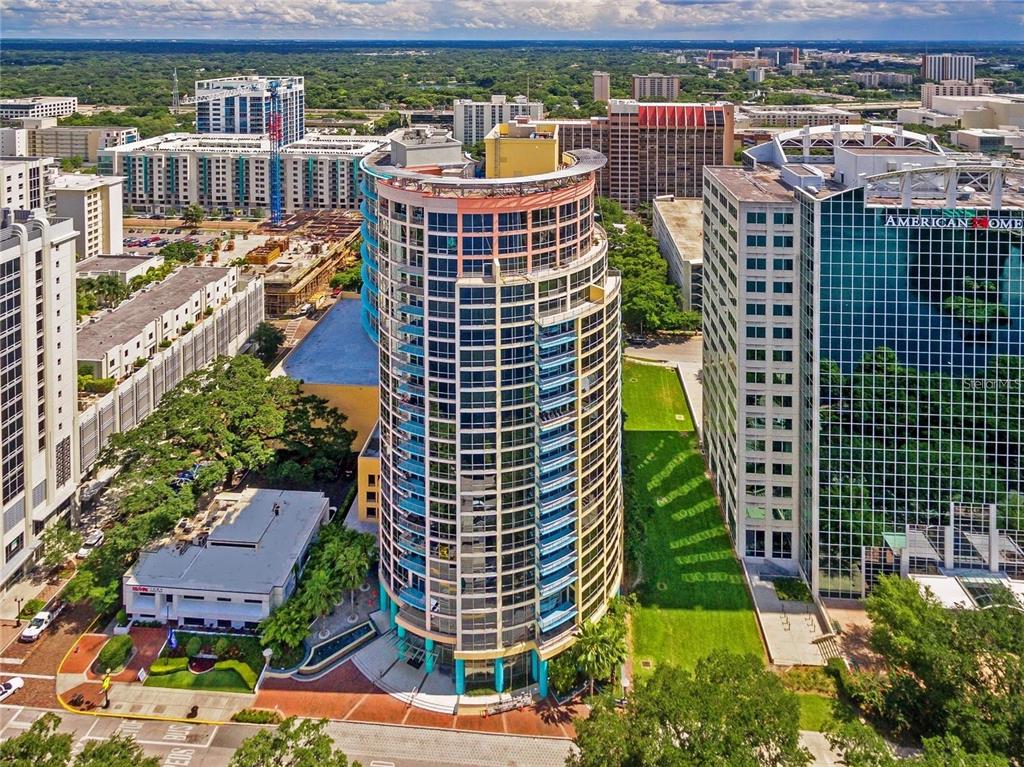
[[255, 661, 579, 738], [4, 603, 96, 675]]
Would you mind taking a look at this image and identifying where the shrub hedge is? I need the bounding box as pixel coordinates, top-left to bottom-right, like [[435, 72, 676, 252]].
[[231, 709, 282, 724], [215, 659, 258, 690], [97, 634, 133, 672]]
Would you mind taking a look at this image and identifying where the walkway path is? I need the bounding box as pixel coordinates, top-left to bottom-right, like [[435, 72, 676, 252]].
[[745, 563, 830, 667], [258, 661, 583, 739]]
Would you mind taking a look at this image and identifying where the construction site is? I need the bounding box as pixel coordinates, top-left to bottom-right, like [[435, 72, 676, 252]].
[[248, 209, 361, 316]]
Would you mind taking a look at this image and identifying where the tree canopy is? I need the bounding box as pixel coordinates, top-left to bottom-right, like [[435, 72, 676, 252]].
[[251, 322, 286, 366], [66, 354, 355, 613], [597, 198, 701, 335], [0, 713, 159, 767], [829, 575, 1024, 763], [569, 651, 809, 767], [228, 717, 357, 767]]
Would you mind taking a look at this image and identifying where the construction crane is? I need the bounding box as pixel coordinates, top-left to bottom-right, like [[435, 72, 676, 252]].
[[267, 79, 284, 226]]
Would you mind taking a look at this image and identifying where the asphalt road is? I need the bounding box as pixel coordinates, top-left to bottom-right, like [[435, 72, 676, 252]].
[[0, 704, 574, 767]]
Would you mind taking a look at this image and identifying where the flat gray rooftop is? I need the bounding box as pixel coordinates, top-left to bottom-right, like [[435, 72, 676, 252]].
[[282, 297, 379, 386], [126, 488, 327, 595], [77, 266, 231, 361], [705, 165, 796, 204], [76, 254, 161, 274]]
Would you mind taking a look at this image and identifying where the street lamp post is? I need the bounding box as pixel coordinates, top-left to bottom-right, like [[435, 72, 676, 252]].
[[255, 647, 274, 694], [14, 598, 23, 627]]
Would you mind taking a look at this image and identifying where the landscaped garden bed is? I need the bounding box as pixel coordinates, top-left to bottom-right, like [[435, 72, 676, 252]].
[[143, 631, 264, 693]]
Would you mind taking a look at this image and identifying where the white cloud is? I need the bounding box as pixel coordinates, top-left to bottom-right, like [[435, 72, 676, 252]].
[[2, 0, 1019, 37]]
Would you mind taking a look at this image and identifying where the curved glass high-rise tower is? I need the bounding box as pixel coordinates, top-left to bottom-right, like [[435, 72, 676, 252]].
[[360, 127, 622, 695]]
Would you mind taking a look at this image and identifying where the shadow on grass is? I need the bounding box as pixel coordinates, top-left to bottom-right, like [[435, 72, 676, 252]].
[[628, 431, 752, 613]]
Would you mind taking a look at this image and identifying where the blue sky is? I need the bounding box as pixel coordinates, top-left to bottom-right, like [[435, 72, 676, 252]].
[[3, 0, 1022, 40]]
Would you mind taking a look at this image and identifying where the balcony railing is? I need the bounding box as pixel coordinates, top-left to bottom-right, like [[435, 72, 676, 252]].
[[538, 602, 577, 633]]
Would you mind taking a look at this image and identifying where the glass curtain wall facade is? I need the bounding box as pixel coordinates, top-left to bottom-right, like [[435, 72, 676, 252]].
[[703, 126, 1023, 599], [360, 149, 623, 694], [807, 192, 1024, 596]]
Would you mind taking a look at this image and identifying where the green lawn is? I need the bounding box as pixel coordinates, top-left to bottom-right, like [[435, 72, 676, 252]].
[[143, 667, 252, 693], [624, 362, 764, 672], [622, 361, 693, 432], [797, 693, 857, 732]]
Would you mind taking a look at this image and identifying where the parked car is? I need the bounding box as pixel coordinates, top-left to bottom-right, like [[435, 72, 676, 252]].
[[19, 606, 62, 642], [76, 530, 104, 558], [0, 677, 24, 701], [331, 287, 342, 298]]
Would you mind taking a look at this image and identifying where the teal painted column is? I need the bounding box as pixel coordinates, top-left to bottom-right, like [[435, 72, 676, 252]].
[[424, 638, 435, 673], [494, 657, 505, 694], [538, 659, 549, 698], [530, 649, 539, 682], [388, 599, 398, 629], [454, 659, 466, 695], [396, 626, 406, 659], [379, 588, 388, 614]]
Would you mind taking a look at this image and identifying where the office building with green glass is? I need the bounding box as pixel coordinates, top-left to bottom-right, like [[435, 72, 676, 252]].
[[704, 125, 1023, 597]]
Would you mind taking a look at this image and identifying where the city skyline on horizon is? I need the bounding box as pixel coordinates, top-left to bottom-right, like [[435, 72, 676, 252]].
[[2, 0, 1021, 42]]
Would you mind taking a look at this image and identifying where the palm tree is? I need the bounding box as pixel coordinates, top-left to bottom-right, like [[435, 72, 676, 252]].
[[335, 547, 370, 614], [574, 621, 621, 697], [301, 568, 337, 638]]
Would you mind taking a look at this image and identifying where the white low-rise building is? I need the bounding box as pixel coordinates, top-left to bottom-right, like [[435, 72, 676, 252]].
[[652, 195, 704, 311], [0, 97, 78, 120], [76, 265, 238, 380], [123, 488, 330, 629], [76, 253, 164, 283]]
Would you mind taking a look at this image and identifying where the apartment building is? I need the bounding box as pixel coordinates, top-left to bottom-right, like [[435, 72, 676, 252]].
[[98, 132, 387, 216], [1, 157, 57, 214], [452, 95, 544, 146], [631, 73, 680, 101], [360, 127, 622, 696], [195, 76, 305, 146], [52, 174, 124, 259], [0, 97, 78, 120], [0, 118, 139, 164], [552, 99, 734, 209], [850, 72, 915, 88], [76, 266, 238, 380], [592, 72, 611, 103], [735, 105, 858, 129], [0, 209, 78, 590], [921, 53, 975, 83], [703, 124, 1024, 597], [77, 275, 264, 474]]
